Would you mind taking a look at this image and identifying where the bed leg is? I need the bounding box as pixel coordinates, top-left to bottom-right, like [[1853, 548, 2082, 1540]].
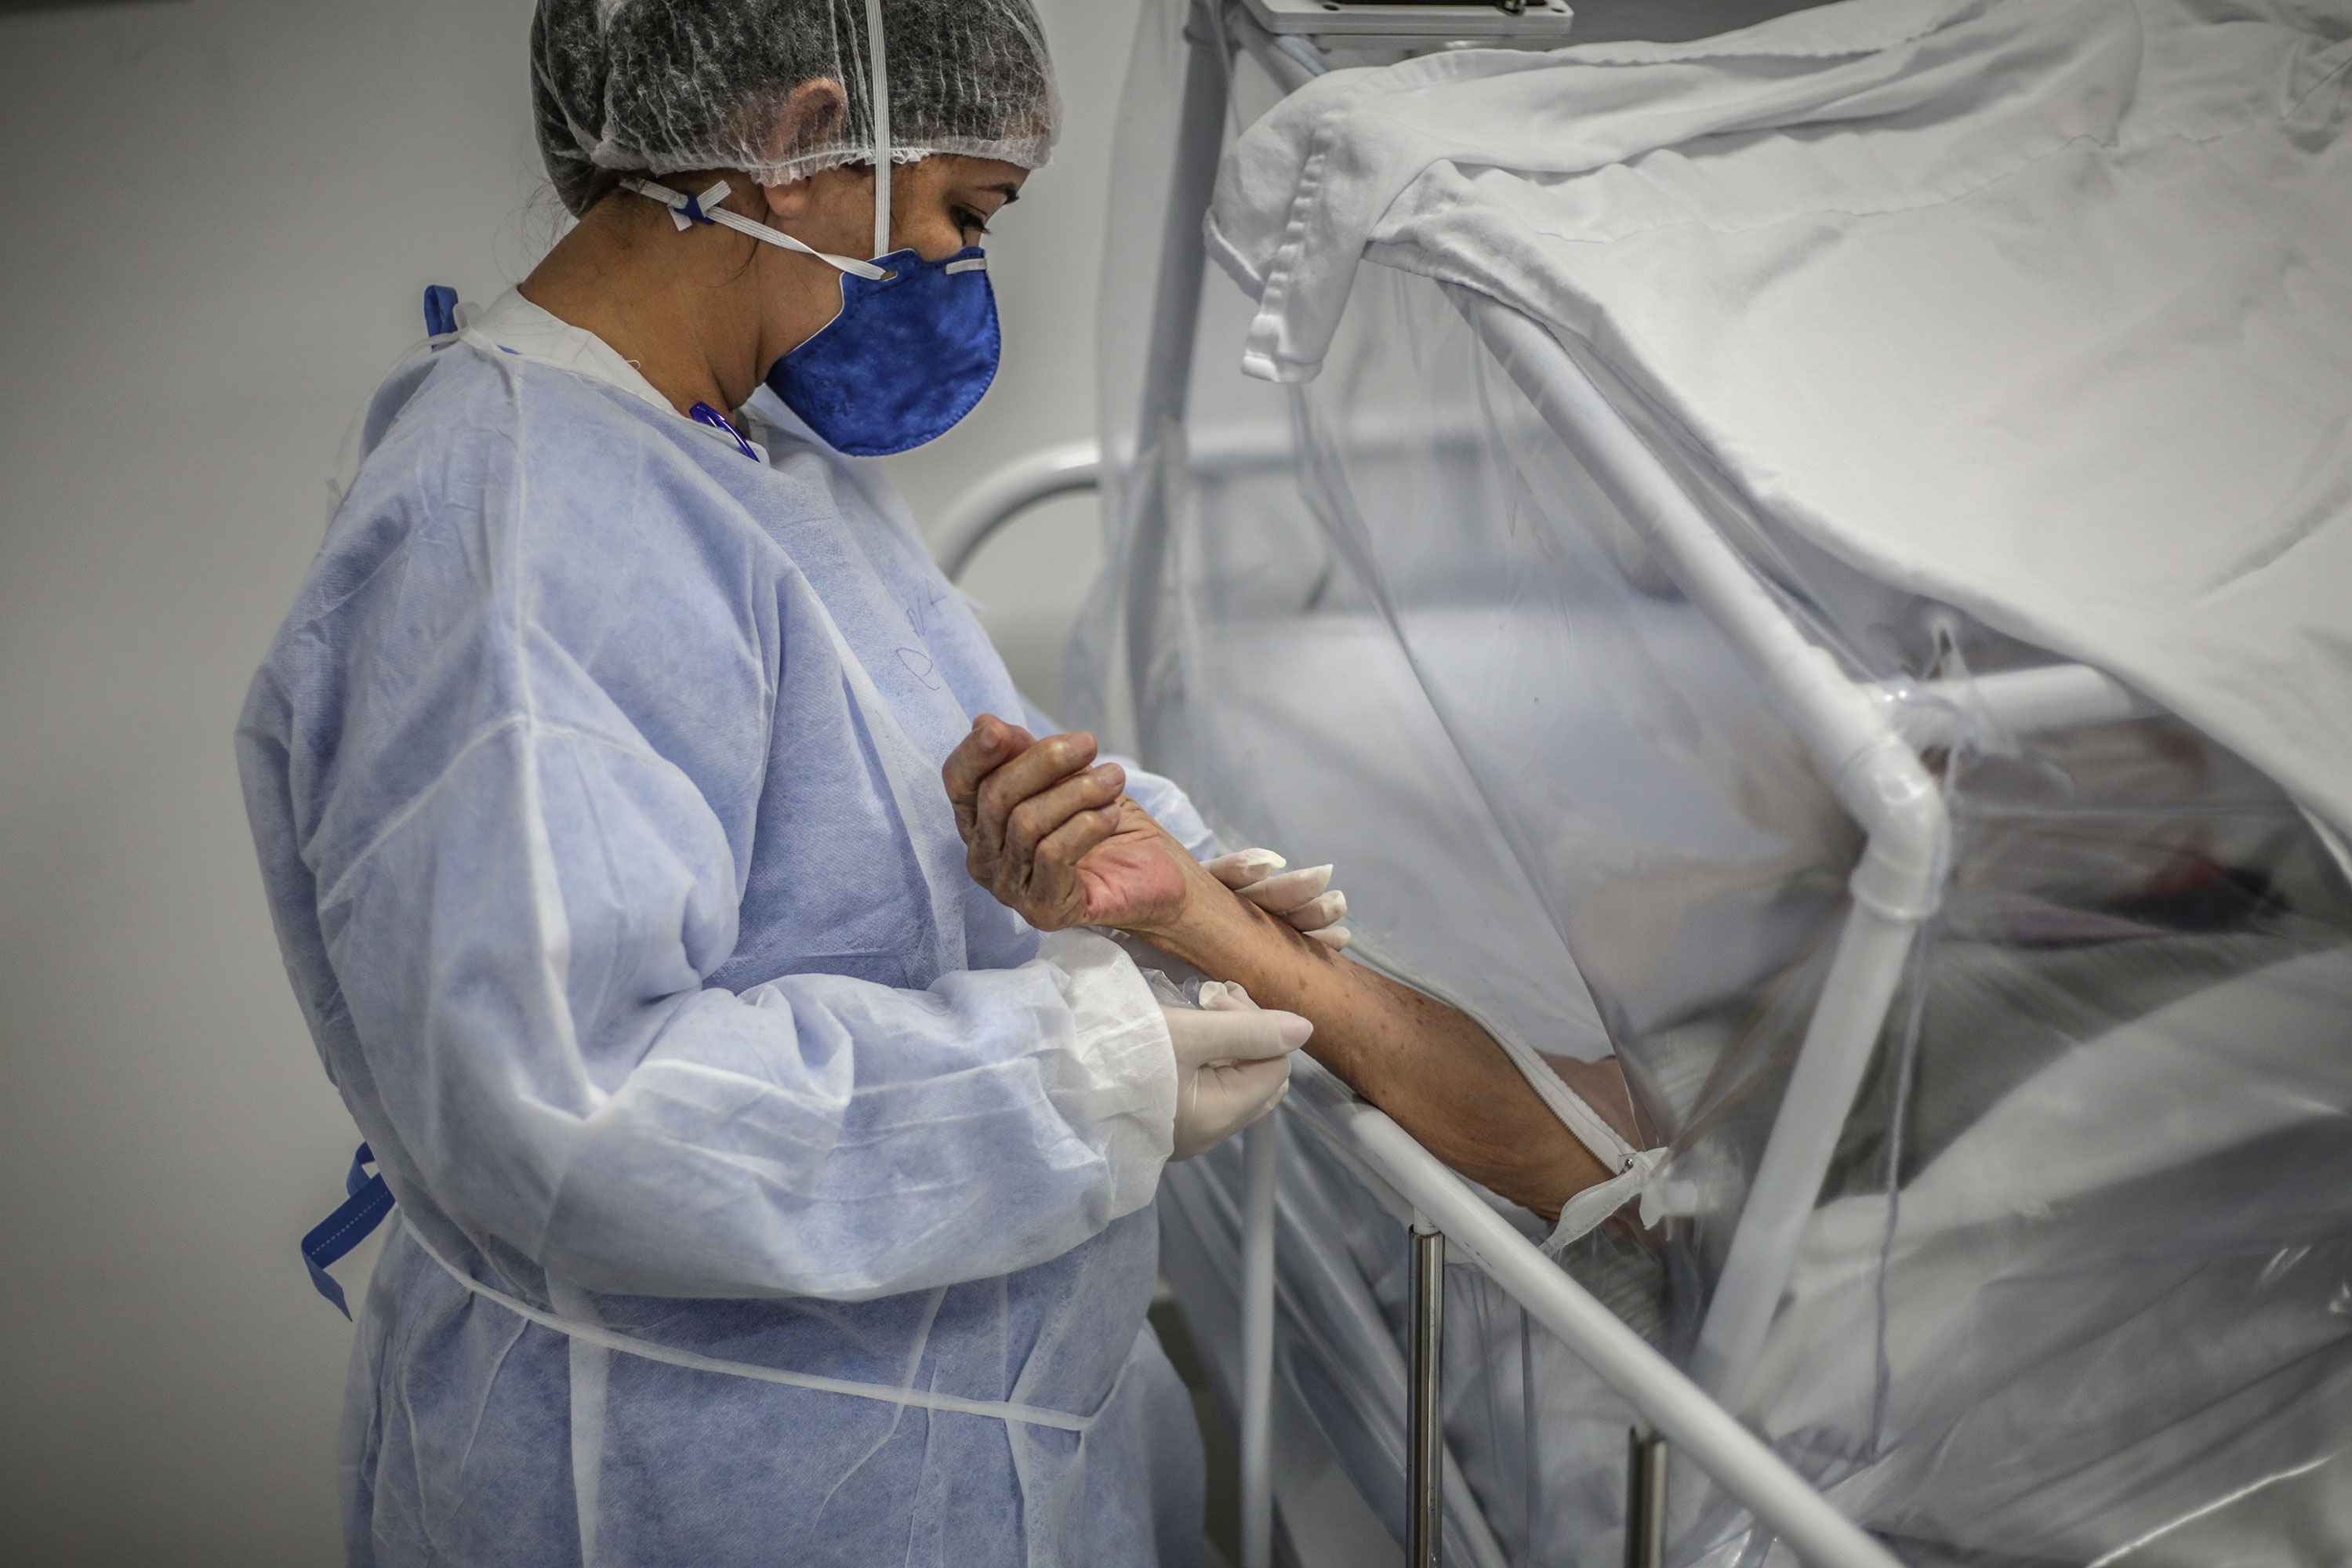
[[1410, 1219, 1446, 1568], [1626, 1428, 1668, 1568], [1238, 1117, 1278, 1568]]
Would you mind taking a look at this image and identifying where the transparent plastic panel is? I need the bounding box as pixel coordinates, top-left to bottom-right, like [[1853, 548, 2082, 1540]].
[[1083, 8, 2352, 1565]]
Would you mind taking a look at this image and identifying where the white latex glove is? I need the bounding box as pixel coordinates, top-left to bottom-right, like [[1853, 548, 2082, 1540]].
[[1166, 980, 1309, 1160], [1207, 849, 1352, 951]]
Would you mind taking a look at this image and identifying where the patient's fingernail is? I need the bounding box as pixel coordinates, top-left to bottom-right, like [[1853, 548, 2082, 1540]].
[[1275, 1013, 1313, 1049]]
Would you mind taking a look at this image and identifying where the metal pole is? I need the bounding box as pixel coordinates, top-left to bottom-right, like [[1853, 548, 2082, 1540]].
[[1457, 292, 1949, 1413], [1625, 1429, 1668, 1568], [1692, 903, 1925, 1406], [1238, 1116, 1279, 1568], [1123, 0, 1230, 742], [1409, 1219, 1446, 1568]]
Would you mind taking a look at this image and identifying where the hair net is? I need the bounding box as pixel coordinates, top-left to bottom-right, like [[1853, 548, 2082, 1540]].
[[532, 0, 1060, 216]]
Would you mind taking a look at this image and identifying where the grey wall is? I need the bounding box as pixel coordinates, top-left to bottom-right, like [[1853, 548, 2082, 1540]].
[[0, 0, 1131, 1559]]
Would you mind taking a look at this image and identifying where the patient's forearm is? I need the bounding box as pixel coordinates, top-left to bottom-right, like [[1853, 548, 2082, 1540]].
[[1133, 874, 1613, 1221], [933, 719, 1617, 1216]]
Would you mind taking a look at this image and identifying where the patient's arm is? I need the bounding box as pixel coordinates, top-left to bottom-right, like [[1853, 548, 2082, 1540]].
[[1126, 850, 1620, 1218], [944, 716, 1619, 1221]]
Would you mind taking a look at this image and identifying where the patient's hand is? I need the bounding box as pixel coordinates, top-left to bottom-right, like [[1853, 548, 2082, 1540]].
[[943, 714, 1211, 931]]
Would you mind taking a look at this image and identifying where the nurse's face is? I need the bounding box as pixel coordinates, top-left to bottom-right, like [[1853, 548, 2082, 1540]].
[[764, 153, 1029, 264], [889, 154, 1029, 260]]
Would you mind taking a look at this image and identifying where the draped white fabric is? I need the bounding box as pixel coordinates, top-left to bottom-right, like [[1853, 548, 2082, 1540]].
[[1205, 0, 2352, 839]]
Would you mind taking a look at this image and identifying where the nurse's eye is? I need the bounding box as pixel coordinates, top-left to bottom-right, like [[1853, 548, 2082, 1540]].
[[953, 206, 993, 241]]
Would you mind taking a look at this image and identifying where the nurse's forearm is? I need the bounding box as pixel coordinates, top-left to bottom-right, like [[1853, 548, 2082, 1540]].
[[1131, 869, 1613, 1221]]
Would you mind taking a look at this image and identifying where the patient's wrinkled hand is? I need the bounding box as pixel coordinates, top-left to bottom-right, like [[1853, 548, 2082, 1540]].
[[944, 713, 1212, 932]]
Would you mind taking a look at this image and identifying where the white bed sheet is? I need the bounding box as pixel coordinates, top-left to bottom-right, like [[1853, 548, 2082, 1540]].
[[1206, 0, 2352, 835]]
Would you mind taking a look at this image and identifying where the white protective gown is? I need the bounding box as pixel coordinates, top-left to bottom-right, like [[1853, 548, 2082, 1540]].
[[238, 292, 1213, 1568]]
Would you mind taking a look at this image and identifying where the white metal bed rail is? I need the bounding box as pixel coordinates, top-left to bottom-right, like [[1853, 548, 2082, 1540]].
[[1283, 1060, 1906, 1568]]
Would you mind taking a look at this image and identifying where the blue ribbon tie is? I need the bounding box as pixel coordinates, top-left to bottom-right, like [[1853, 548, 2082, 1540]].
[[302, 1143, 395, 1319], [423, 284, 459, 337]]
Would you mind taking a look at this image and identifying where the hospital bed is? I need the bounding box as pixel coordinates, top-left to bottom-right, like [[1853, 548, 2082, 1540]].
[[939, 2, 2352, 1564]]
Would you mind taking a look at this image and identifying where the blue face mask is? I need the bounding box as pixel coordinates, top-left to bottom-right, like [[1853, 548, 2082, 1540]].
[[765, 245, 1000, 457], [622, 3, 1013, 458], [622, 176, 1003, 459]]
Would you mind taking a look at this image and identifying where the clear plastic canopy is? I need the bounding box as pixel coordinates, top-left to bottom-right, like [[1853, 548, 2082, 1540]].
[[532, 0, 1059, 216], [1078, 5, 2352, 1564]]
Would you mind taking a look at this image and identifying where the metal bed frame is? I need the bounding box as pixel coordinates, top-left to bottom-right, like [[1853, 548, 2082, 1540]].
[[935, 5, 2154, 1564]]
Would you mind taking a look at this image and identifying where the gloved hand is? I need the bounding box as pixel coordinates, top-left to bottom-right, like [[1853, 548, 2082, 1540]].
[[1207, 850, 1352, 951], [1166, 981, 1310, 1160]]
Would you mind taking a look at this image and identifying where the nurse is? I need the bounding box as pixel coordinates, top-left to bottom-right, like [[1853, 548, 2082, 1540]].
[[240, 2, 1617, 1563]]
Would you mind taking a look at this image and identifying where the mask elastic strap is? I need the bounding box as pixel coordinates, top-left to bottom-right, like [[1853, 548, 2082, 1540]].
[[622, 176, 889, 281], [866, 0, 891, 263]]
